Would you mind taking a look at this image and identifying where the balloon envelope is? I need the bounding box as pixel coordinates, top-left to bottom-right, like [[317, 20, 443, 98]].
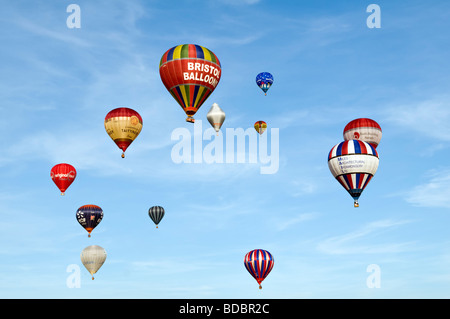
[[206, 103, 225, 134], [148, 206, 165, 228], [256, 72, 273, 95], [343, 118, 382, 148], [328, 140, 379, 207], [159, 44, 221, 123], [254, 121, 267, 135], [80, 245, 107, 280], [50, 163, 76, 195], [76, 205, 103, 237], [244, 249, 274, 289], [104, 107, 143, 158]]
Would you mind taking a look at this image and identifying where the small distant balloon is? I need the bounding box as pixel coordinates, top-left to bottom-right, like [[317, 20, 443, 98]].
[[76, 205, 103, 237], [206, 103, 226, 135], [244, 249, 274, 289], [254, 121, 267, 135], [80, 245, 107, 280], [104, 107, 143, 158], [148, 206, 165, 228], [50, 163, 76, 195], [256, 72, 273, 96]]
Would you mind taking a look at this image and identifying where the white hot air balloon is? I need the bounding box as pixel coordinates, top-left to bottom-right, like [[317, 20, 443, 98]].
[[80, 245, 107, 280], [206, 103, 225, 135]]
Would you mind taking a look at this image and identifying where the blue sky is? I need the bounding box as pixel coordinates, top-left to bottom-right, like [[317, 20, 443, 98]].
[[1, 0, 450, 299]]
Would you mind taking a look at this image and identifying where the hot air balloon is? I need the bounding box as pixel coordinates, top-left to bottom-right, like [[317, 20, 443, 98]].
[[343, 118, 382, 148], [256, 72, 273, 96], [148, 206, 165, 228], [206, 103, 225, 135], [159, 44, 221, 123], [328, 140, 379, 207], [254, 121, 267, 135], [244, 249, 274, 289], [76, 205, 103, 237], [80, 245, 107, 280], [50, 163, 76, 195], [104, 107, 143, 158]]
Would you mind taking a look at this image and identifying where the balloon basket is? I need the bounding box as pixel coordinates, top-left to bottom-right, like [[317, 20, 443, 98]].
[[61, 192, 65, 196], [121, 153, 125, 158], [186, 116, 195, 123]]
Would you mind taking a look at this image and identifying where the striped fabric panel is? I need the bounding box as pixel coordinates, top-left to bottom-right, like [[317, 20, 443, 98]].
[[328, 140, 378, 160], [159, 44, 221, 67], [244, 249, 274, 284], [104, 107, 143, 123], [336, 173, 373, 199], [148, 206, 165, 225], [344, 118, 382, 132]]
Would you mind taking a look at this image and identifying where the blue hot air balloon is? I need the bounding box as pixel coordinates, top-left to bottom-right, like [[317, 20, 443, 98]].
[[256, 72, 273, 96]]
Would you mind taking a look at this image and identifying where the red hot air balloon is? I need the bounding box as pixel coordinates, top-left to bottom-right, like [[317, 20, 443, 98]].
[[343, 118, 382, 148], [50, 163, 77, 195], [159, 44, 221, 123]]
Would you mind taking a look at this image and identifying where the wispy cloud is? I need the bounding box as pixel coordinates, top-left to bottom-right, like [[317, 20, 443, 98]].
[[404, 168, 450, 208], [317, 219, 415, 255]]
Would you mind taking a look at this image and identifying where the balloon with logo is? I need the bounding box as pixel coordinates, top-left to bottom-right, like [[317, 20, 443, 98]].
[[80, 245, 107, 280], [254, 121, 267, 135], [76, 205, 103, 237], [148, 206, 165, 228], [50, 163, 77, 195], [343, 118, 382, 148], [159, 44, 222, 123], [328, 140, 379, 207], [256, 72, 273, 96], [244, 249, 274, 289], [206, 103, 226, 135], [104, 107, 143, 158]]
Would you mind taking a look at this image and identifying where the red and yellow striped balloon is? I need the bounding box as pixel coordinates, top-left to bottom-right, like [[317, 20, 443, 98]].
[[159, 44, 221, 123]]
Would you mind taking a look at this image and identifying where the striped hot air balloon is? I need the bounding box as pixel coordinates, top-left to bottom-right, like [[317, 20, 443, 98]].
[[328, 140, 379, 207], [81, 245, 107, 280], [254, 121, 267, 135], [104, 107, 143, 158], [159, 44, 221, 123], [343, 118, 382, 148], [148, 206, 165, 228], [244, 249, 274, 289], [76, 205, 103, 237], [50, 163, 76, 195]]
